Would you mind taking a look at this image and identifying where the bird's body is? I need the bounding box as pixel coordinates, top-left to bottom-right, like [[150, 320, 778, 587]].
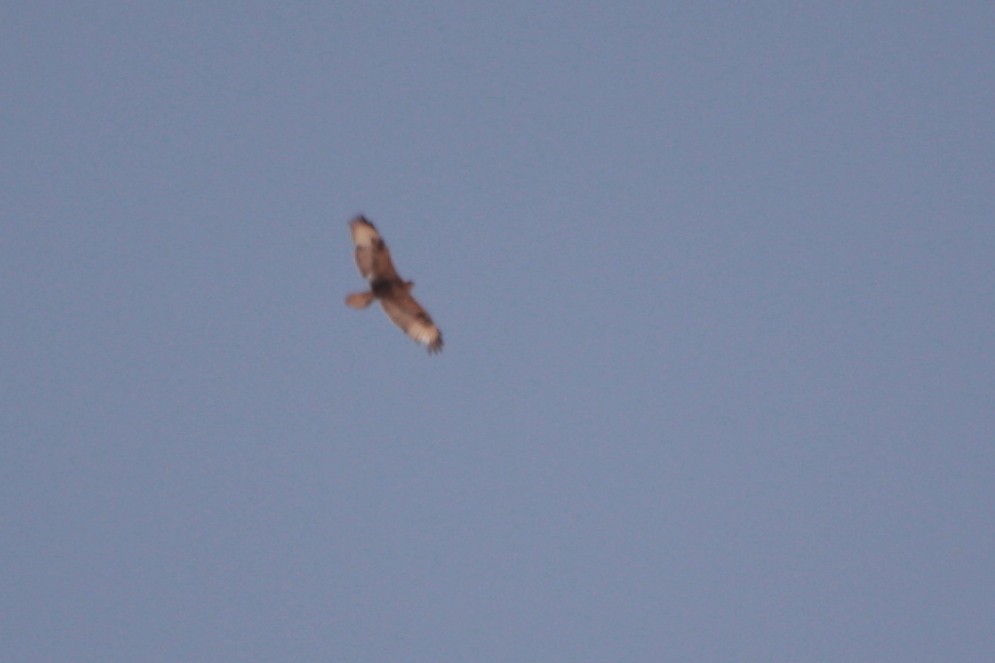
[[346, 216, 443, 354]]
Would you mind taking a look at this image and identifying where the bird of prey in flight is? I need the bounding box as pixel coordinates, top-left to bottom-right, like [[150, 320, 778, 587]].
[[345, 215, 443, 354]]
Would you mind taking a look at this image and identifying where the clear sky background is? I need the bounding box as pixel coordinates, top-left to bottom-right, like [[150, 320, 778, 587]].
[[3, 3, 993, 661]]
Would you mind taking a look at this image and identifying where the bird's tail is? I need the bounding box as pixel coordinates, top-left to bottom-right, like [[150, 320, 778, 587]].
[[345, 291, 375, 309]]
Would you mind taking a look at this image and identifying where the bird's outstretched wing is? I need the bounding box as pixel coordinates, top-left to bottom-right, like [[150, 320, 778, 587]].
[[350, 216, 400, 283], [379, 288, 444, 354]]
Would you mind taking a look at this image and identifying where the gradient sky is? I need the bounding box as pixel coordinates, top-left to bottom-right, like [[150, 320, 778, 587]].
[[3, 3, 993, 661]]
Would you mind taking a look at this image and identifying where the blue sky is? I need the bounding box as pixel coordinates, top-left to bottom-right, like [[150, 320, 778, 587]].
[[3, 3, 993, 661]]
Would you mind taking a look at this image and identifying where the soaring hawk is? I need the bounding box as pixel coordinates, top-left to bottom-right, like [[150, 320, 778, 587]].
[[345, 215, 443, 354]]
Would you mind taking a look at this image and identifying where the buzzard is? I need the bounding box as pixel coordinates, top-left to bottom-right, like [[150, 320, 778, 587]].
[[345, 215, 443, 354]]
